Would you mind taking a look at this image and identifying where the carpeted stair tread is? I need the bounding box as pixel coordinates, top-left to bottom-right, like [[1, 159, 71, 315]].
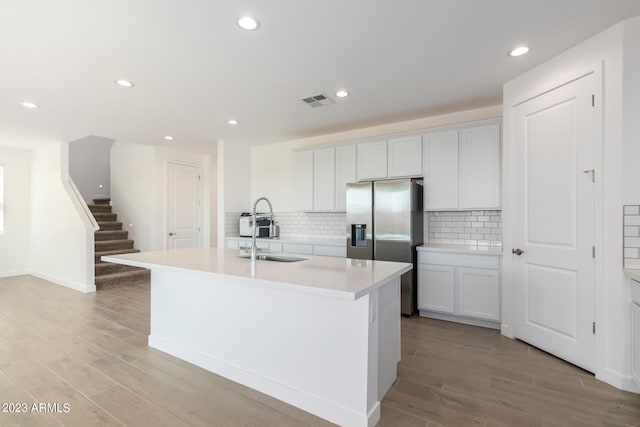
[[95, 230, 128, 241], [93, 213, 117, 222], [95, 239, 134, 251], [88, 204, 112, 214], [93, 198, 111, 205], [95, 268, 150, 288], [95, 262, 143, 275], [95, 248, 140, 263], [98, 221, 123, 231]]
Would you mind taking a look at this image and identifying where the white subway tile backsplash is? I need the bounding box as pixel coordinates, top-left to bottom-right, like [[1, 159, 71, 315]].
[[226, 211, 346, 240], [625, 216, 640, 226], [624, 205, 640, 215], [428, 210, 502, 247], [624, 205, 640, 269]]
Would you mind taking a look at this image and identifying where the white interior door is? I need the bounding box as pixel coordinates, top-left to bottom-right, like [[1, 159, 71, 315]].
[[512, 72, 597, 372], [167, 162, 201, 249]]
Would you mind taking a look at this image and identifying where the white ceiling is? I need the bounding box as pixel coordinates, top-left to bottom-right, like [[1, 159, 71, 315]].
[[1, 0, 639, 152]]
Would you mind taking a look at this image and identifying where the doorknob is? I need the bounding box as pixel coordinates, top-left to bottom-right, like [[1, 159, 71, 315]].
[[512, 248, 525, 256], [169, 232, 176, 236]]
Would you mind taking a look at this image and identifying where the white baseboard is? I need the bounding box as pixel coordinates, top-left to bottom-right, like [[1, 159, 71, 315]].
[[30, 272, 96, 293], [597, 367, 640, 394], [149, 334, 376, 427], [0, 270, 29, 278]]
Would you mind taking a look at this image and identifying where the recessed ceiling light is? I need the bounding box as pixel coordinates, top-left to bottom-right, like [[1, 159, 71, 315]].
[[164, 136, 174, 141], [509, 46, 530, 57], [20, 101, 38, 108], [228, 119, 239, 125], [115, 79, 134, 87], [237, 16, 260, 31], [336, 90, 349, 98]]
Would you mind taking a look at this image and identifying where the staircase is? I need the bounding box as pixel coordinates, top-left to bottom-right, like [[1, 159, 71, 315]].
[[89, 198, 150, 289]]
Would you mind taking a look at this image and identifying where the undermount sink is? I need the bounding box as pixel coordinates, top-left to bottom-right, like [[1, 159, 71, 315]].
[[238, 254, 307, 263]]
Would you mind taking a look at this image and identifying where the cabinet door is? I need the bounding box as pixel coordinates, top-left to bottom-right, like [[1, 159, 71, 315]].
[[296, 151, 314, 211], [458, 267, 500, 321], [633, 303, 640, 385], [459, 123, 501, 209], [313, 148, 335, 211], [357, 140, 387, 180], [388, 135, 422, 177], [417, 264, 455, 313], [424, 131, 459, 210], [335, 145, 356, 212]]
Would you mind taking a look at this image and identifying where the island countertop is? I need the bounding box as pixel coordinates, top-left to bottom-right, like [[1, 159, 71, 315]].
[[102, 247, 411, 300]]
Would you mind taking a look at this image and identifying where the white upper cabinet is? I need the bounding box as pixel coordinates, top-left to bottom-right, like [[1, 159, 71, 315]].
[[296, 145, 356, 212], [459, 124, 501, 209], [296, 151, 314, 211], [335, 145, 356, 212], [313, 148, 336, 211], [388, 135, 423, 178], [357, 140, 387, 180], [424, 130, 459, 209], [424, 121, 501, 211]]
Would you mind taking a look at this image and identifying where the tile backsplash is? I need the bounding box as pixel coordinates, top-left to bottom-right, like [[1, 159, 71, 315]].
[[226, 211, 346, 240], [624, 205, 640, 269], [427, 210, 502, 247]]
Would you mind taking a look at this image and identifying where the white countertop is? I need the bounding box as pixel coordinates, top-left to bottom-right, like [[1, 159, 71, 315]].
[[228, 236, 345, 246], [417, 243, 503, 255], [103, 247, 411, 300]]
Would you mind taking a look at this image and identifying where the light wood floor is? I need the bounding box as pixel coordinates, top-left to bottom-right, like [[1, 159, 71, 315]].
[[0, 275, 639, 427]]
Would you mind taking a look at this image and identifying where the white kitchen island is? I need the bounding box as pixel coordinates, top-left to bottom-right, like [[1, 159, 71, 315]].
[[103, 247, 411, 427]]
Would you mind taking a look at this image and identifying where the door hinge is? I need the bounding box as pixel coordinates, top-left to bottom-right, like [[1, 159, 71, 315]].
[[592, 321, 596, 334], [583, 169, 595, 183], [592, 246, 595, 258], [592, 94, 595, 107]]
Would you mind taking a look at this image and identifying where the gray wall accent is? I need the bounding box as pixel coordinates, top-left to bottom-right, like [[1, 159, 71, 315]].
[[69, 135, 114, 203]]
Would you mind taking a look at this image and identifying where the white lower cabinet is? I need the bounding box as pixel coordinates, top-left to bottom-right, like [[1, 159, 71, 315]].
[[418, 250, 501, 328], [226, 239, 344, 258], [458, 267, 500, 321], [417, 265, 455, 314]]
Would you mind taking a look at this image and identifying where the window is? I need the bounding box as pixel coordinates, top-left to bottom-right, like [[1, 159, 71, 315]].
[[0, 166, 3, 234]]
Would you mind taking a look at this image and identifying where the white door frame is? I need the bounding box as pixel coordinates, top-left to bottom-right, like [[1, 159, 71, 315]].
[[165, 160, 203, 249], [502, 63, 604, 376]]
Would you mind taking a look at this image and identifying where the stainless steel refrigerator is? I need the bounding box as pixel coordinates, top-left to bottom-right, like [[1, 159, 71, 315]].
[[346, 179, 423, 315]]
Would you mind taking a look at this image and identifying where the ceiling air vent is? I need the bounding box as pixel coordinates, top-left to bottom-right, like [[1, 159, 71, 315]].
[[300, 93, 335, 108]]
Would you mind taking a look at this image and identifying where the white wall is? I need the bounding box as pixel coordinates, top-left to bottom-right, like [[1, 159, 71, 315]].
[[623, 17, 640, 204], [503, 19, 640, 392], [251, 105, 503, 212], [68, 135, 114, 203], [30, 142, 95, 292], [217, 140, 252, 247], [210, 154, 218, 246], [111, 141, 212, 252], [111, 141, 157, 251], [0, 146, 31, 276]]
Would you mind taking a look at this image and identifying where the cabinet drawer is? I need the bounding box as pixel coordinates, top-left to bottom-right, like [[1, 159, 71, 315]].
[[283, 243, 314, 255], [418, 251, 500, 269], [226, 239, 239, 249], [314, 245, 346, 258]]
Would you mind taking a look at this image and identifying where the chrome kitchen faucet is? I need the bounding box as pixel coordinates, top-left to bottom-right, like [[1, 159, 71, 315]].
[[250, 197, 273, 277]]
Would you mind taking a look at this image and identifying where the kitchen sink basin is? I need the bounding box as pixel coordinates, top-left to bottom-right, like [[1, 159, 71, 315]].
[[238, 254, 307, 263]]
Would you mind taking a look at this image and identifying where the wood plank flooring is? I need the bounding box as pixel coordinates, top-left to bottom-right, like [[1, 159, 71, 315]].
[[0, 275, 639, 426]]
